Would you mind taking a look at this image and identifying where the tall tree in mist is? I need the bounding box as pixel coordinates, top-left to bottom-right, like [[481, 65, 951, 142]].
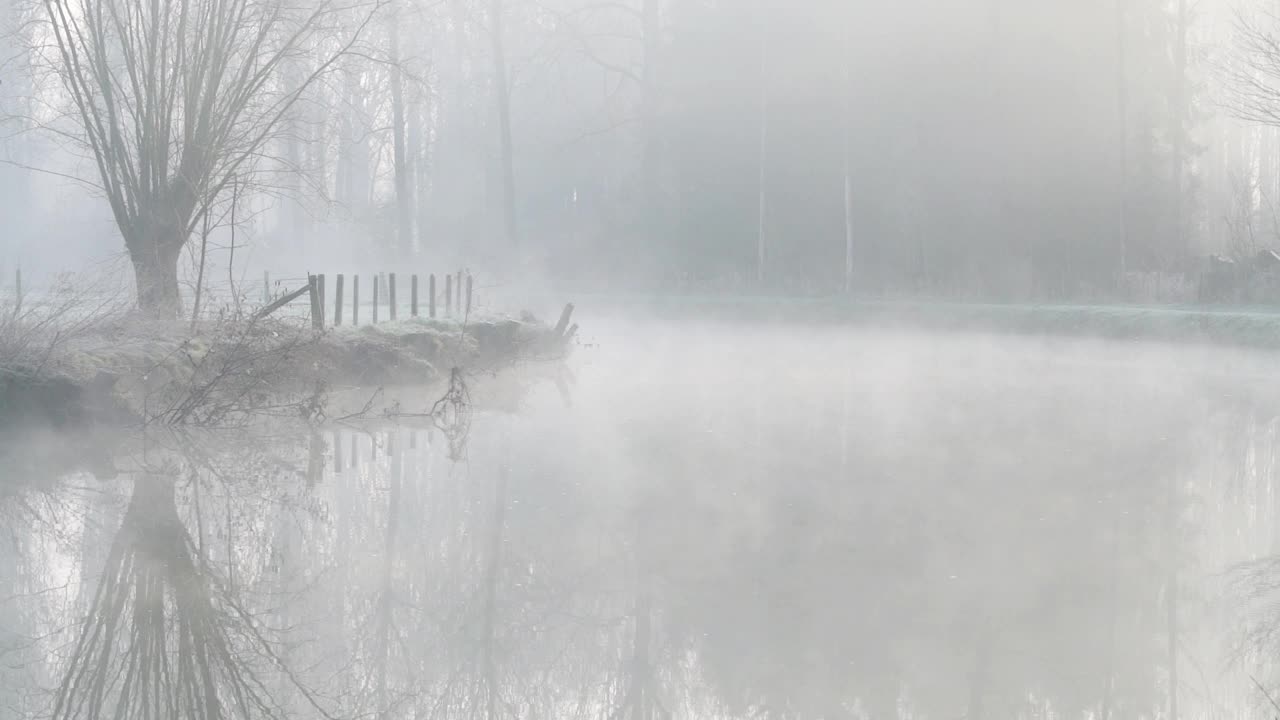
[[1171, 0, 1189, 263], [840, 2, 853, 294], [755, 1, 769, 286], [1115, 0, 1131, 282], [38, 0, 371, 314], [491, 0, 518, 249], [387, 2, 414, 257]]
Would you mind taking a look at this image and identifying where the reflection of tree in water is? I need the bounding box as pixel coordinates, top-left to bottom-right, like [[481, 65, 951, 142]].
[[21, 349, 1280, 719], [51, 472, 323, 720]]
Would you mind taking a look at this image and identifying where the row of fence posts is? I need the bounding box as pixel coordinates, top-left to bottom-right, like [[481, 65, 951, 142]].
[[263, 271, 473, 331]]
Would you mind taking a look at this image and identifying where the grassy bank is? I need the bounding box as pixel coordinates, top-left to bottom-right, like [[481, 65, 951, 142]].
[[0, 312, 571, 428], [560, 293, 1280, 349]]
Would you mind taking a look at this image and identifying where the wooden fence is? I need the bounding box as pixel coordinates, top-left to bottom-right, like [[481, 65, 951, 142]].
[[260, 270, 475, 331]]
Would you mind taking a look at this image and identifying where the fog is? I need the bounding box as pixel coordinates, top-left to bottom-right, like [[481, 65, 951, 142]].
[[0, 0, 1273, 296], [6, 319, 1280, 718], [7, 0, 1280, 718]]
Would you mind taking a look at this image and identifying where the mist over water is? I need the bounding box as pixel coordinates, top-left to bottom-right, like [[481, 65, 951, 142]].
[[3, 316, 1280, 718], [9, 0, 1280, 715]]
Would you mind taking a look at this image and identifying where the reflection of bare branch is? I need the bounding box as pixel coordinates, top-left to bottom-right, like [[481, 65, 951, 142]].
[[50, 473, 330, 720], [431, 368, 472, 462]]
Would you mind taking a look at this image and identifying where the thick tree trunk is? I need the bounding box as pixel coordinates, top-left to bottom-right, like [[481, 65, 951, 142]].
[[756, 8, 769, 286], [641, 0, 659, 227], [1115, 0, 1130, 288], [1171, 0, 1187, 261], [414, 86, 432, 254], [841, 4, 854, 294], [130, 234, 183, 316], [389, 11, 414, 259]]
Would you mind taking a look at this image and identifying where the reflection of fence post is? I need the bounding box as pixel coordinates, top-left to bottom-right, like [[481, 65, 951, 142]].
[[308, 275, 324, 331], [352, 275, 360, 326], [307, 432, 323, 486], [445, 274, 453, 317], [373, 275, 380, 324], [411, 275, 419, 317], [429, 274, 437, 318], [334, 431, 344, 474], [389, 273, 397, 321], [466, 273, 473, 316], [334, 274, 345, 326]]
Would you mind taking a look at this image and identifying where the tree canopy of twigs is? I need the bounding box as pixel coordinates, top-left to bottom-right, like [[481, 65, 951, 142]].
[[36, 0, 377, 315], [1227, 6, 1280, 128]]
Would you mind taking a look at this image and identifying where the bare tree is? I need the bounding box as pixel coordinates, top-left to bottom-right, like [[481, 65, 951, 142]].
[[387, 3, 414, 257], [1226, 7, 1280, 130], [1115, 0, 1130, 286], [755, 1, 769, 286], [491, 0, 518, 249], [37, 0, 376, 315], [841, 2, 853, 294], [1170, 0, 1188, 267]]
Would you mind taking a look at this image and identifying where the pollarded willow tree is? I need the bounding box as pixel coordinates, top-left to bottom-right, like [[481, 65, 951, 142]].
[[38, 0, 375, 314]]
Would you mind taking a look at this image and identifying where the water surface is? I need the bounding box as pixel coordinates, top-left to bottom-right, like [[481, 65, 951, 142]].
[[3, 316, 1279, 719]]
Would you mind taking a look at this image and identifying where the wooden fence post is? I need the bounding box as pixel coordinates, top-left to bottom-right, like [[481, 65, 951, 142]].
[[335, 274, 345, 326], [429, 274, 437, 318], [263, 270, 270, 304], [445, 274, 453, 317], [309, 275, 324, 331], [318, 274, 326, 320], [466, 273, 473, 316], [411, 275, 419, 317], [554, 303, 575, 336], [352, 275, 360, 326], [373, 274, 380, 324], [389, 273, 397, 321]]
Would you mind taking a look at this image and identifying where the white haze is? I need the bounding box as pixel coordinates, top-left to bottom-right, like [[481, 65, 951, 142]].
[[5, 0, 1280, 718]]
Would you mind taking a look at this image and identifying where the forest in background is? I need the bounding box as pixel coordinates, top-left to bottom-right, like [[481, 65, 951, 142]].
[[1, 0, 1280, 302]]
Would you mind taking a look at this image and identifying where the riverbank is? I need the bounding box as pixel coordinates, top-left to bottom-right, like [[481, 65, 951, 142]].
[[549, 293, 1280, 349], [0, 311, 574, 428]]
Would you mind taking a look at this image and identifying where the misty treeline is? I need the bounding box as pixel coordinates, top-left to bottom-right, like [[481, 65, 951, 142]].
[[9, 0, 1280, 307]]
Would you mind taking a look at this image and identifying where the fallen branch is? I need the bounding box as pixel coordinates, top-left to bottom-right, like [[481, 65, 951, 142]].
[[252, 284, 310, 322]]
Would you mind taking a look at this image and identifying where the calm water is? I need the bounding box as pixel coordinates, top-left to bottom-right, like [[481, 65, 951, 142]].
[[4, 316, 1280, 719]]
